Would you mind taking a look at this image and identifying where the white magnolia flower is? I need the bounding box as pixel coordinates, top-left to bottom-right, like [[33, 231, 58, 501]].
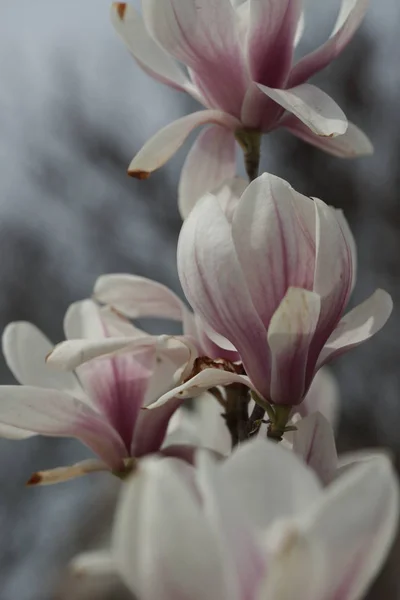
[[111, 439, 398, 600], [111, 0, 372, 214], [0, 300, 192, 484]]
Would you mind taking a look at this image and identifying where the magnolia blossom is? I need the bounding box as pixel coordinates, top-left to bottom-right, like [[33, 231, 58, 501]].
[[158, 173, 392, 408], [111, 0, 372, 215], [0, 301, 190, 483], [112, 439, 398, 600]]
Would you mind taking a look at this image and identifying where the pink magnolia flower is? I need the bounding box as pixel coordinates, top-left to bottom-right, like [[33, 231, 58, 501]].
[[111, 0, 372, 215], [112, 439, 398, 600], [0, 301, 190, 484], [158, 173, 392, 408]]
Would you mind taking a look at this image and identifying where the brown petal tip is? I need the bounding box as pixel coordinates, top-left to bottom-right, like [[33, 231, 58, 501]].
[[114, 2, 127, 20], [27, 472, 42, 487], [128, 169, 151, 180]]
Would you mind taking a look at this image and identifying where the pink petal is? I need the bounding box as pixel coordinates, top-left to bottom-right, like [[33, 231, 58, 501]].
[[317, 289, 393, 367], [232, 173, 316, 329], [178, 193, 271, 398], [142, 0, 249, 117], [302, 455, 399, 600], [292, 413, 338, 486], [289, 0, 369, 87], [0, 386, 127, 469], [110, 3, 201, 100], [131, 397, 182, 457], [127, 110, 240, 179], [267, 288, 321, 405], [257, 83, 348, 137], [282, 115, 373, 158], [78, 348, 156, 452], [247, 0, 301, 87], [178, 126, 236, 219]]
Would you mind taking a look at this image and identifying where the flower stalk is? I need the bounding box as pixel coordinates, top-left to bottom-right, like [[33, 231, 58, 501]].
[[235, 129, 262, 182]]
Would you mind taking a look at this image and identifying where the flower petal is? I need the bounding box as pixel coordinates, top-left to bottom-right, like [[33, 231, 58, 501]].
[[257, 83, 348, 137], [113, 456, 229, 600], [127, 110, 240, 179], [0, 386, 127, 469], [301, 455, 399, 600], [94, 273, 191, 329], [111, 3, 200, 99], [289, 0, 369, 87], [232, 173, 316, 328], [132, 397, 182, 457], [317, 289, 393, 367], [149, 369, 255, 409], [292, 413, 338, 486], [178, 193, 271, 397], [2, 322, 83, 397], [299, 367, 340, 428], [142, 0, 249, 116], [247, 0, 301, 87], [178, 126, 236, 219], [70, 550, 116, 578], [64, 299, 106, 340], [267, 288, 321, 405], [27, 459, 109, 486], [0, 424, 35, 440], [282, 116, 373, 158]]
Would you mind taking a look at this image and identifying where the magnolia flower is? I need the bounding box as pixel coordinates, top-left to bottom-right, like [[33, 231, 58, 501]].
[[112, 439, 398, 600], [111, 0, 372, 214], [0, 301, 190, 484], [155, 173, 392, 409]]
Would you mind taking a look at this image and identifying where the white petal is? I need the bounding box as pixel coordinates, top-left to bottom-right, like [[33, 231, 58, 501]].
[[258, 83, 348, 137], [299, 367, 340, 428], [64, 299, 105, 340], [142, 0, 249, 117], [282, 117, 373, 158], [149, 369, 255, 409], [220, 439, 322, 531], [267, 288, 321, 406], [111, 3, 199, 98], [292, 413, 337, 486], [294, 11, 305, 47], [2, 322, 83, 397], [178, 192, 272, 398], [0, 424, 35, 440], [128, 110, 240, 178], [318, 289, 393, 367], [0, 386, 127, 469], [70, 550, 116, 577], [178, 126, 236, 219], [94, 274, 188, 321], [113, 456, 229, 600], [302, 455, 399, 600]]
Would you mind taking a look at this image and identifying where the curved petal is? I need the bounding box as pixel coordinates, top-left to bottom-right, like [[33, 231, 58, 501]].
[[178, 126, 236, 219], [128, 110, 240, 179], [301, 455, 399, 600], [0, 424, 35, 440], [289, 0, 369, 87], [64, 299, 106, 340], [292, 413, 337, 486], [267, 288, 321, 406], [0, 386, 127, 469], [132, 397, 182, 457], [111, 3, 200, 100], [70, 550, 116, 578], [232, 173, 316, 328], [299, 367, 340, 428], [317, 289, 393, 367], [2, 322, 83, 398], [215, 177, 248, 224], [149, 369, 255, 409], [142, 0, 249, 116], [282, 116, 374, 158], [247, 0, 301, 87], [94, 274, 188, 322], [257, 83, 348, 137], [113, 456, 229, 600], [178, 193, 271, 398]]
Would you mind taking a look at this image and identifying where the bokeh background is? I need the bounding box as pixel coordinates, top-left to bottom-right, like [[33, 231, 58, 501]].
[[0, 0, 399, 598]]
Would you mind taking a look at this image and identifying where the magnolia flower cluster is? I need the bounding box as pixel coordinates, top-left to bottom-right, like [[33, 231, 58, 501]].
[[0, 1, 398, 599]]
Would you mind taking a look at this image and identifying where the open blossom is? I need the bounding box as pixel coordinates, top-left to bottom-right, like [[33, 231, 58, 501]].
[[159, 173, 392, 407], [112, 439, 398, 600], [0, 300, 190, 483], [111, 0, 372, 214]]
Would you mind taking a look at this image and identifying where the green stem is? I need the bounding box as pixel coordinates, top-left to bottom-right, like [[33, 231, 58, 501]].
[[267, 405, 292, 443], [235, 129, 262, 182]]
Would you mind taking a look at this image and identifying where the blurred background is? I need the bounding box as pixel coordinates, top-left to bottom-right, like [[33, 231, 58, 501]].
[[0, 0, 399, 598]]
